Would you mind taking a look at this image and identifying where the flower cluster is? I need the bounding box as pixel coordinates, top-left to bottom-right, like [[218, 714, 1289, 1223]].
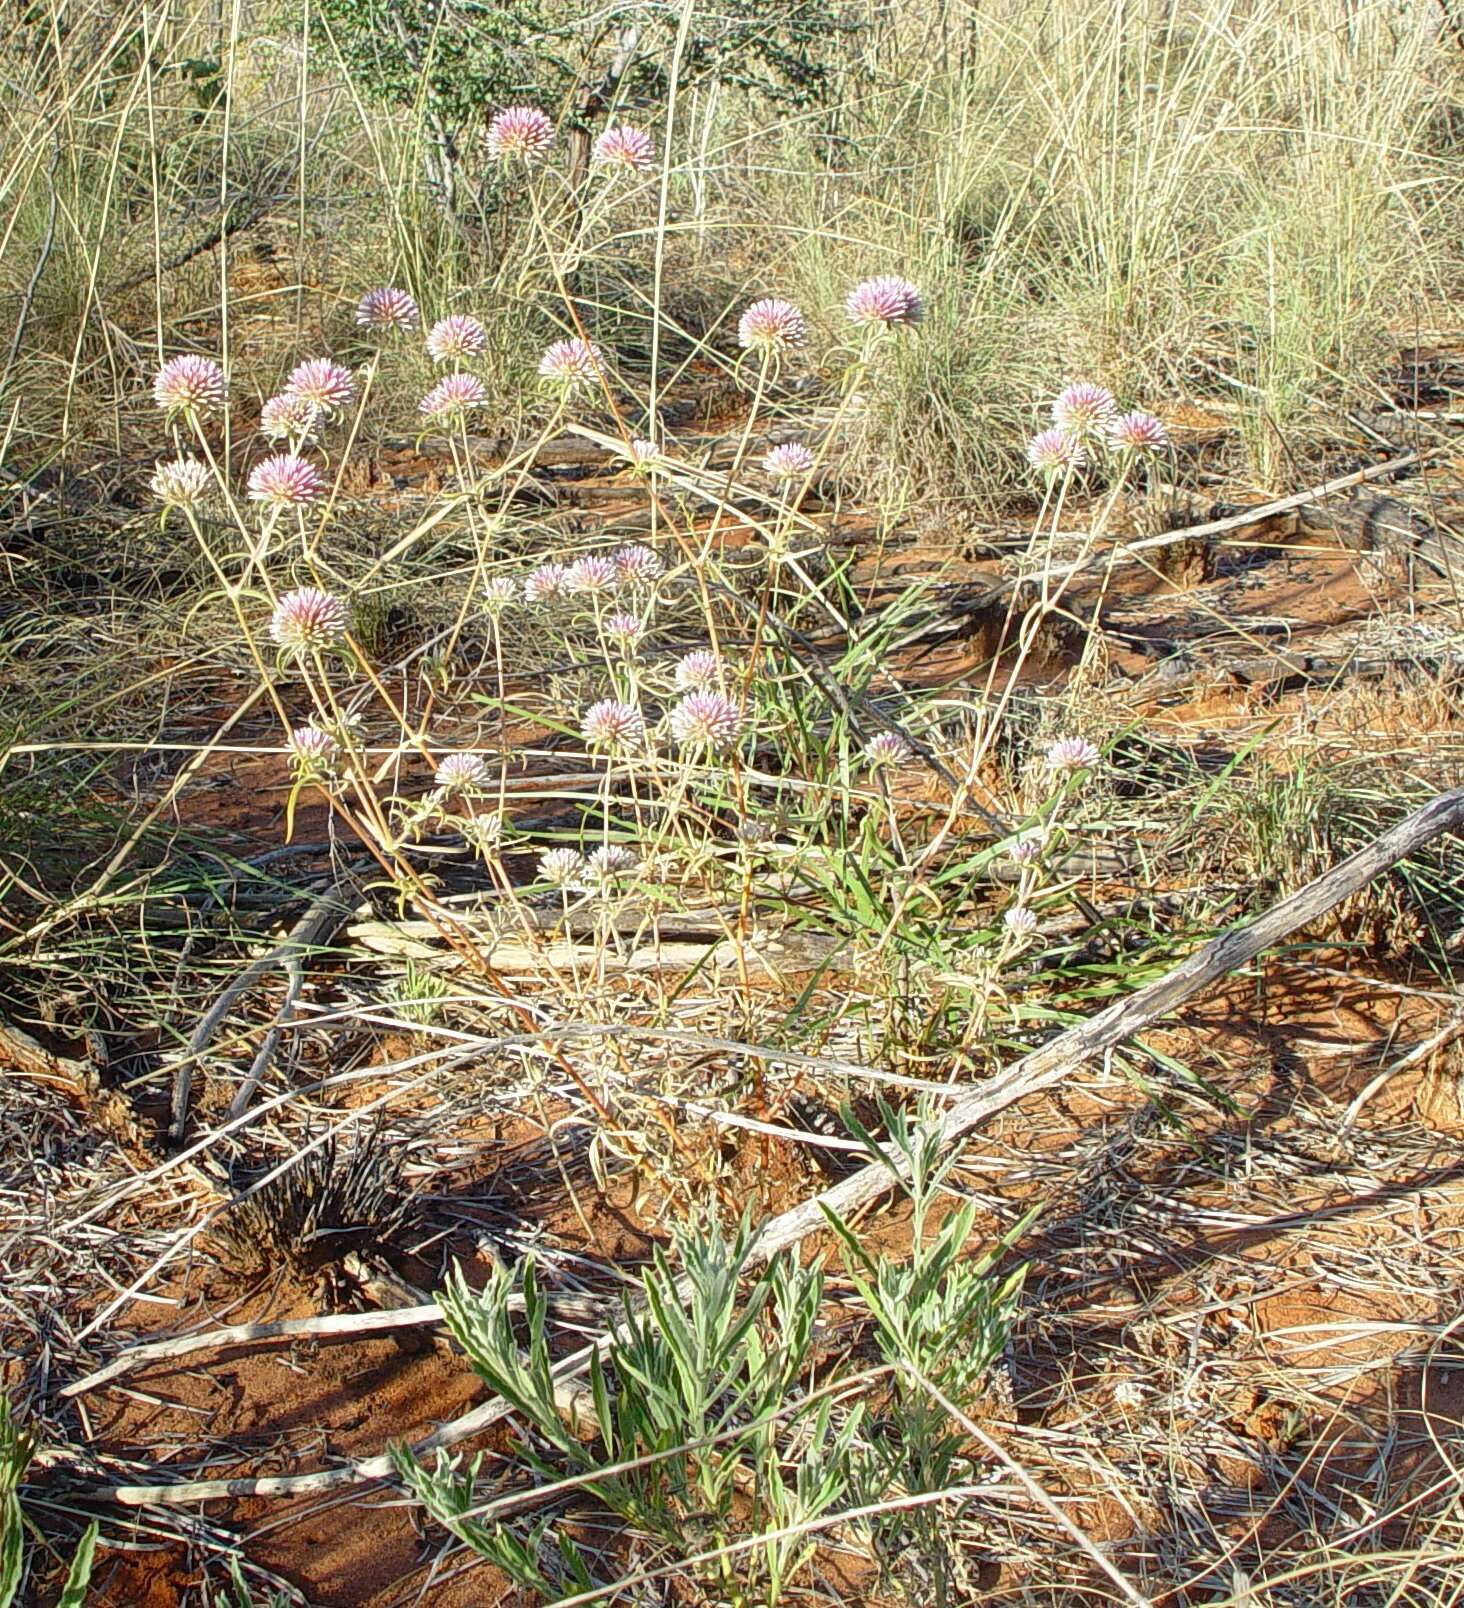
[[288, 724, 338, 778], [150, 457, 212, 511], [153, 355, 225, 415], [581, 699, 646, 751], [435, 752, 489, 794], [1027, 382, 1168, 479], [764, 442, 816, 481], [287, 359, 355, 413], [538, 338, 603, 391], [260, 393, 319, 443], [248, 454, 324, 508], [517, 545, 664, 606], [593, 126, 655, 171], [427, 314, 486, 363], [669, 690, 744, 752], [738, 299, 807, 355], [270, 587, 347, 655], [487, 106, 555, 161], [845, 275, 924, 329], [356, 286, 419, 331], [420, 372, 487, 421]]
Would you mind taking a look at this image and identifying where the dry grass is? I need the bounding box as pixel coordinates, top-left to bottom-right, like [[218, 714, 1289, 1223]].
[[3, 1, 1464, 1605]]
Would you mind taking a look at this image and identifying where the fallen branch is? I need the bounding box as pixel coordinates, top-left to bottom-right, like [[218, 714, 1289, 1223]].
[[96, 781, 1464, 1505], [169, 876, 359, 1144]]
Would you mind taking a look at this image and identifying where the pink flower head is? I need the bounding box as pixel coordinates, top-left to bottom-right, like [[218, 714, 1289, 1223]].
[[624, 437, 660, 468], [435, 752, 489, 793], [420, 372, 488, 420], [581, 698, 646, 751], [1026, 428, 1085, 477], [538, 337, 603, 390], [1109, 410, 1169, 457], [604, 610, 643, 644], [1052, 382, 1118, 442], [1045, 735, 1101, 772], [260, 392, 320, 442], [356, 286, 419, 331], [763, 442, 816, 481], [564, 554, 618, 594], [845, 275, 924, 329], [593, 125, 655, 171], [153, 354, 225, 414], [670, 690, 744, 751], [270, 587, 347, 654], [1004, 905, 1039, 940], [737, 298, 808, 354], [481, 576, 519, 613], [587, 844, 638, 877], [150, 457, 212, 509], [538, 847, 587, 889], [487, 106, 555, 161], [523, 562, 569, 603], [287, 359, 355, 412], [289, 724, 338, 770], [674, 650, 721, 692], [1007, 831, 1043, 866], [612, 544, 663, 583], [427, 314, 487, 363], [248, 453, 325, 507], [864, 731, 911, 768]]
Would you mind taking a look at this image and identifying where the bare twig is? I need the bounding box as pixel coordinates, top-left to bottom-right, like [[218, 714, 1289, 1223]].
[[170, 875, 359, 1144]]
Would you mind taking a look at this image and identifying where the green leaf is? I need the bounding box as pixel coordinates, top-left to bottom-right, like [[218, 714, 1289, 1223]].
[[0, 1491, 23, 1608], [57, 1520, 99, 1608]]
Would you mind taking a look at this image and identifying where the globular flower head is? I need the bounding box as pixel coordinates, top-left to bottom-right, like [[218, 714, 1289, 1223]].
[[247, 453, 325, 507], [427, 314, 487, 363], [864, 731, 912, 768], [356, 286, 419, 331], [624, 437, 660, 469], [738, 298, 807, 354], [1003, 904, 1039, 941], [153, 354, 225, 415], [587, 844, 639, 878], [670, 690, 744, 751], [538, 847, 587, 890], [435, 751, 489, 794], [270, 587, 348, 654], [260, 392, 320, 443], [419, 372, 487, 420], [564, 554, 618, 594], [1108, 410, 1169, 457], [150, 456, 213, 510], [593, 125, 655, 171], [604, 610, 643, 645], [1026, 428, 1085, 478], [673, 649, 721, 692], [1052, 381, 1118, 443], [581, 698, 645, 751], [763, 442, 816, 481], [286, 358, 355, 413], [1007, 830, 1043, 866], [612, 544, 663, 584], [481, 575, 519, 615], [845, 275, 924, 329], [1045, 735, 1101, 772], [538, 337, 603, 390], [288, 724, 338, 772], [487, 106, 555, 161], [523, 562, 569, 603]]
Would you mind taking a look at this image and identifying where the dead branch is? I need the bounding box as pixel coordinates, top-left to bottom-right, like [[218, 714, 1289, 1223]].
[[168, 876, 359, 1145]]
